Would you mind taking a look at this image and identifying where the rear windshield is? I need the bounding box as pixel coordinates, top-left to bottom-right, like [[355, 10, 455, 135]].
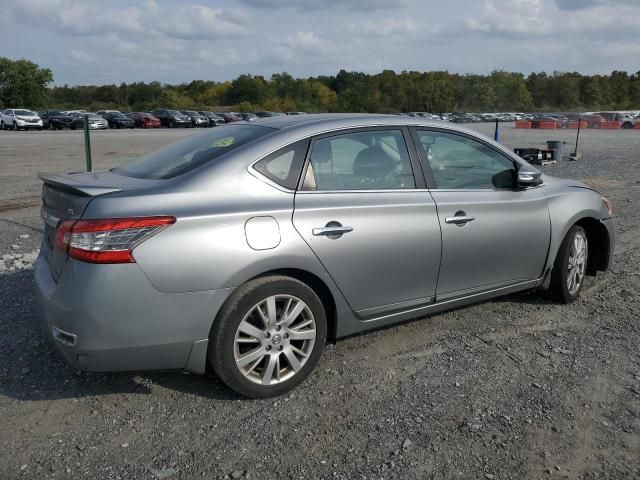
[[112, 125, 273, 179]]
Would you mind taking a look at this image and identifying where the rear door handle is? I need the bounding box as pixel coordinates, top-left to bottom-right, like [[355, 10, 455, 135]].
[[312, 226, 354, 236], [445, 215, 476, 225]]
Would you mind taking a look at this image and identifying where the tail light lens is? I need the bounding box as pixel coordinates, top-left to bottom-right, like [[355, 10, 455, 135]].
[[56, 216, 176, 263]]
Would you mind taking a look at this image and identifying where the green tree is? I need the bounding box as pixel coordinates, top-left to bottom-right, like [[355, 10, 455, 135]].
[[0, 58, 53, 108]]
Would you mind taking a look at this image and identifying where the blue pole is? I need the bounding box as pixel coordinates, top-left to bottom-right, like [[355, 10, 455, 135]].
[[494, 118, 500, 142]]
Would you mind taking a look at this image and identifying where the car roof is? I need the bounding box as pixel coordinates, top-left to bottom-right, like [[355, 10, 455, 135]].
[[248, 113, 461, 134]]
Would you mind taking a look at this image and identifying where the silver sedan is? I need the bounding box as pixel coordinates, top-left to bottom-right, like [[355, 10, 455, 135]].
[[35, 114, 614, 397]]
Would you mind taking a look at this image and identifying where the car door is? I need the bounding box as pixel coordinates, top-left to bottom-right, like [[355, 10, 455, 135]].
[[411, 128, 551, 300], [292, 127, 442, 318]]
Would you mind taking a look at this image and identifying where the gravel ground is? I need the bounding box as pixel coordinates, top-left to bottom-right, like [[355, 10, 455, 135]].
[[0, 124, 639, 479]]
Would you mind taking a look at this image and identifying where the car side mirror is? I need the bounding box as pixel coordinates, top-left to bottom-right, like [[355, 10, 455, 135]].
[[517, 164, 542, 187]]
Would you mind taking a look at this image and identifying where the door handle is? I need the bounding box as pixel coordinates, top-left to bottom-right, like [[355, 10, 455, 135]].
[[312, 225, 354, 236], [445, 214, 476, 225]]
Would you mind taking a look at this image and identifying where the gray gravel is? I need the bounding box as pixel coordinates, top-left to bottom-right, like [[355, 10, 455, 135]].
[[1, 125, 639, 479]]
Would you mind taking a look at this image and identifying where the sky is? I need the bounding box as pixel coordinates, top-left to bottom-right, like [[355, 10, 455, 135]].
[[0, 0, 638, 86]]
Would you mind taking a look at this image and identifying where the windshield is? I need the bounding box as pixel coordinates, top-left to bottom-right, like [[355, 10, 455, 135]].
[[184, 111, 198, 116], [86, 114, 101, 119], [15, 110, 34, 116], [109, 112, 127, 119], [112, 125, 273, 179], [167, 110, 182, 116]]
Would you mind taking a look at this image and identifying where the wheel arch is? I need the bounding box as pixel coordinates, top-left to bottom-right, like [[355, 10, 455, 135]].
[[575, 216, 610, 275]]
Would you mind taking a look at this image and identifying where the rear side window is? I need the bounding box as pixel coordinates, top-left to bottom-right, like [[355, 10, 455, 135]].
[[253, 139, 309, 190], [113, 125, 273, 179]]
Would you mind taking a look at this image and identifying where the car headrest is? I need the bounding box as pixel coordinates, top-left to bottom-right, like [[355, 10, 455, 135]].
[[353, 146, 395, 177], [311, 140, 332, 164]]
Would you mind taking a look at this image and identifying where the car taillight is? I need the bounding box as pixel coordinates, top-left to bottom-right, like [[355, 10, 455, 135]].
[[55, 216, 176, 263]]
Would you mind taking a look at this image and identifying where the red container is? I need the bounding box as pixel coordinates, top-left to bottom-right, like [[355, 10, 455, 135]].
[[602, 121, 621, 129], [568, 121, 587, 129], [635, 123, 640, 129], [515, 121, 531, 128], [538, 121, 557, 129]]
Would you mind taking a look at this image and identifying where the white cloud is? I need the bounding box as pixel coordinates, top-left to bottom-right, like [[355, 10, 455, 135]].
[[464, 0, 554, 37], [285, 32, 324, 50], [349, 18, 416, 36], [4, 0, 245, 40]]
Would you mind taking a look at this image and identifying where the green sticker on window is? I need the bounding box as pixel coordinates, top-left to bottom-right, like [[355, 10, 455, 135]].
[[213, 137, 234, 147]]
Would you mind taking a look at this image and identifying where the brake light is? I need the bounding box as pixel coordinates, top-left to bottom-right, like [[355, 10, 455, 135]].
[[56, 216, 175, 263]]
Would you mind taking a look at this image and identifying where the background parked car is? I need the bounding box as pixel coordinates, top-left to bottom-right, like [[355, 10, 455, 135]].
[[238, 112, 258, 121], [96, 110, 134, 129], [151, 109, 192, 128], [582, 114, 607, 128], [39, 110, 74, 130], [69, 112, 109, 130], [596, 111, 637, 128], [216, 112, 243, 123], [181, 110, 210, 128], [547, 114, 569, 128], [129, 112, 161, 129], [254, 111, 282, 118], [1, 109, 43, 130], [198, 111, 226, 127]]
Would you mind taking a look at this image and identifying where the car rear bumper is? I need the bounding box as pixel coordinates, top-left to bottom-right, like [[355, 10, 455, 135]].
[[34, 249, 232, 374]]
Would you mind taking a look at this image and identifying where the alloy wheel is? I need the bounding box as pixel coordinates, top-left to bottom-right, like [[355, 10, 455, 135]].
[[233, 294, 316, 386], [567, 231, 587, 295]]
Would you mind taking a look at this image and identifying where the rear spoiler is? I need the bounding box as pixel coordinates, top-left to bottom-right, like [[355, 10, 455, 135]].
[[38, 172, 123, 197]]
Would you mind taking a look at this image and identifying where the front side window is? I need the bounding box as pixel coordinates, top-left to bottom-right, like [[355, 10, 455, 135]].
[[303, 129, 415, 191], [416, 130, 516, 189]]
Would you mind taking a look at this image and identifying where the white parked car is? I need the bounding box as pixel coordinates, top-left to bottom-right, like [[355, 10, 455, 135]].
[[1, 109, 43, 130]]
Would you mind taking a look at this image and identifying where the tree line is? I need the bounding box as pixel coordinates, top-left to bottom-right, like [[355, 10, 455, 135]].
[[2, 57, 639, 113]]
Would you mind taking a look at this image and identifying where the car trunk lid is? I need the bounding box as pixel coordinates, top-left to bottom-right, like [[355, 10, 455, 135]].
[[38, 171, 157, 281]]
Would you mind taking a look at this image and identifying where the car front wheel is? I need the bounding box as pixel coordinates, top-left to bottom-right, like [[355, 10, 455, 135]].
[[209, 276, 327, 398], [550, 225, 588, 303]]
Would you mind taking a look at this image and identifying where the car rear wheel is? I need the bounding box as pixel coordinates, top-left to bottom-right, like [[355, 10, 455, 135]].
[[209, 276, 327, 398], [550, 225, 588, 303]]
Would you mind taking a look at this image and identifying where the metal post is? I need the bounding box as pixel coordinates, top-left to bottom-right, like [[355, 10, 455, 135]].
[[494, 118, 500, 142], [574, 114, 581, 156], [83, 114, 92, 172]]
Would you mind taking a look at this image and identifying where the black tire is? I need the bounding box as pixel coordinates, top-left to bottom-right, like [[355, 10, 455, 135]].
[[592, 123, 600, 129], [168, 120, 174, 128], [549, 225, 588, 303], [0, 121, 4, 130], [12, 122, 18, 131], [622, 122, 633, 129], [209, 275, 327, 398]]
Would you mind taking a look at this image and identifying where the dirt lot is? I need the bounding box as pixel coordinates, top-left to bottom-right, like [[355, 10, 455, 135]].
[[0, 124, 639, 479]]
